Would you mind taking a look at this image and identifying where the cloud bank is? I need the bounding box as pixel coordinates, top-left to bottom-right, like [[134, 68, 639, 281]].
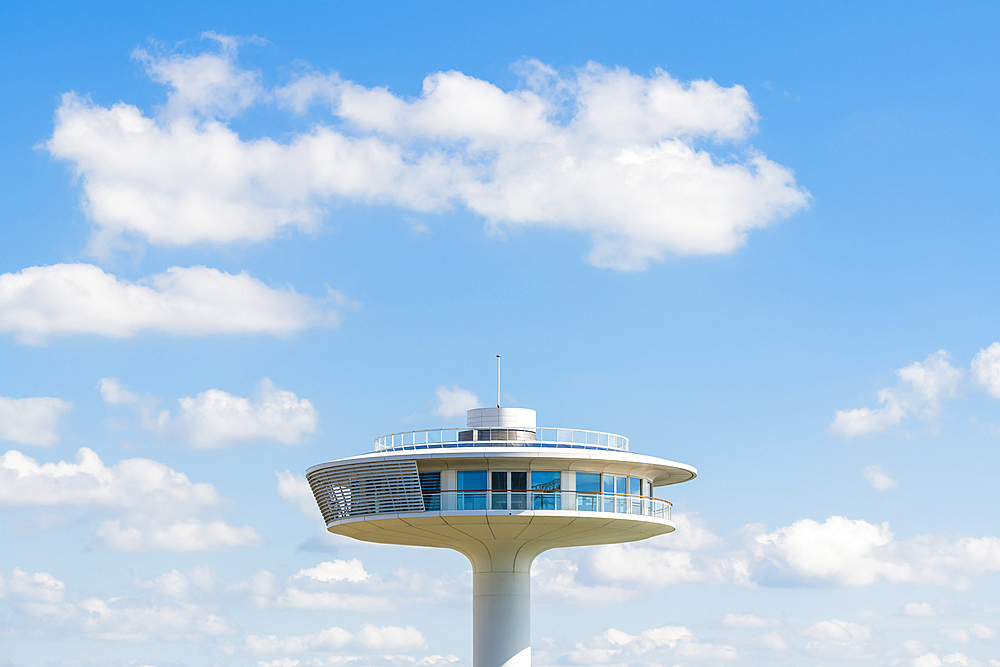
[[47, 34, 810, 270], [0, 263, 340, 344]]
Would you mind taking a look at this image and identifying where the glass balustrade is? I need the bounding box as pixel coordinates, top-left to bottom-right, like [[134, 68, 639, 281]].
[[374, 427, 629, 452], [413, 491, 671, 519]]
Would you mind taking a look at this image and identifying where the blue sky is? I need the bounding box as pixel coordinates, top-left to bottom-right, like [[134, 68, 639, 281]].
[[2, 1, 1000, 665]]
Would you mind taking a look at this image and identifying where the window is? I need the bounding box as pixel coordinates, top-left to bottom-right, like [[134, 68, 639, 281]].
[[615, 476, 627, 513], [491, 472, 508, 510], [458, 470, 486, 510], [577, 473, 600, 511], [603, 474, 615, 512], [531, 471, 560, 510], [510, 471, 527, 509], [419, 472, 440, 511], [629, 477, 642, 514]]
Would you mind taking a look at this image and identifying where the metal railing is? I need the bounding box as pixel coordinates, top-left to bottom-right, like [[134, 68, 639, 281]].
[[420, 491, 670, 520], [374, 427, 629, 452]]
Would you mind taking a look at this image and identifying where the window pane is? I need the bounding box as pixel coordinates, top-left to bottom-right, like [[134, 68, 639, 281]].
[[491, 472, 508, 491], [531, 471, 560, 491], [510, 472, 527, 491], [603, 474, 614, 494], [491, 491, 507, 510], [615, 476, 627, 494], [576, 473, 600, 493], [629, 477, 641, 496], [458, 471, 487, 490]]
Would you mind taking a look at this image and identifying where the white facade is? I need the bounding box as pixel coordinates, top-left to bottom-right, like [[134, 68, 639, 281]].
[[307, 407, 696, 667]]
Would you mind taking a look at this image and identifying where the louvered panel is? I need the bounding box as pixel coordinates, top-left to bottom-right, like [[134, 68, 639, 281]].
[[306, 460, 424, 524]]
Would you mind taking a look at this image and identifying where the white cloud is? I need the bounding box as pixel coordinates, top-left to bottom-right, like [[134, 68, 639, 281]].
[[99, 377, 139, 405], [291, 560, 369, 584], [134, 569, 190, 598], [167, 378, 318, 449], [746, 516, 1000, 589], [722, 614, 779, 628], [4, 566, 236, 642], [904, 602, 937, 617], [799, 619, 872, 658], [0, 396, 72, 446], [95, 518, 261, 551], [831, 350, 962, 437], [47, 37, 809, 271], [0, 447, 261, 550], [752, 633, 788, 651], [245, 623, 427, 655], [940, 624, 995, 643], [972, 342, 1000, 398], [565, 625, 738, 664], [276, 469, 322, 519], [863, 464, 898, 491], [0, 263, 341, 344], [433, 385, 479, 418]]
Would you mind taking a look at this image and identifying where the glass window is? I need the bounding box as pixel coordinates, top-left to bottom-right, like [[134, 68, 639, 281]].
[[629, 477, 641, 496], [615, 476, 627, 494], [458, 471, 487, 490], [531, 471, 560, 492], [419, 472, 440, 512], [576, 473, 600, 494], [510, 472, 527, 491], [491, 472, 508, 490], [603, 474, 614, 494]]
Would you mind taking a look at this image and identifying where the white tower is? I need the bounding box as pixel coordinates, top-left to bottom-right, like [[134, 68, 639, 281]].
[[307, 406, 696, 667]]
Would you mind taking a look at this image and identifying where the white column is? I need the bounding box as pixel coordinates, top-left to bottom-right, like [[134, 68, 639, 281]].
[[473, 570, 531, 667]]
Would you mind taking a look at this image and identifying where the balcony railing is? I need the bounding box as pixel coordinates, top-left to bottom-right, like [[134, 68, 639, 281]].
[[419, 491, 670, 520], [374, 427, 629, 452]]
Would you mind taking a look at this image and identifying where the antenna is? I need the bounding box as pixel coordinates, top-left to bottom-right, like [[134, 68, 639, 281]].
[[496, 355, 501, 408]]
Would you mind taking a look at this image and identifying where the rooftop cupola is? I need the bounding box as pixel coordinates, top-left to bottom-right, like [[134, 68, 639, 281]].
[[466, 407, 536, 429]]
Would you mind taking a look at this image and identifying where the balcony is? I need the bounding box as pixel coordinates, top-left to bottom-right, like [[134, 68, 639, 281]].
[[374, 427, 629, 452]]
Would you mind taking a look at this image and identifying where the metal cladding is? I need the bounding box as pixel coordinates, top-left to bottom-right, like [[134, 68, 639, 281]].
[[306, 459, 424, 524]]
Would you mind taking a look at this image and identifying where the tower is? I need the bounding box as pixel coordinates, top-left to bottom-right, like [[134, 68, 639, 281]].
[[306, 406, 696, 667]]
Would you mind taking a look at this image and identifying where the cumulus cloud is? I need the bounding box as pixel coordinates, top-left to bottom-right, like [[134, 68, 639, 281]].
[[245, 624, 427, 655], [433, 385, 479, 418], [276, 469, 322, 519], [722, 614, 779, 628], [3, 566, 236, 642], [0, 263, 341, 344], [167, 378, 319, 449], [830, 350, 962, 437], [47, 36, 809, 270], [0, 395, 72, 446], [862, 464, 898, 491], [563, 626, 737, 664], [972, 342, 1000, 398], [0, 447, 260, 550]]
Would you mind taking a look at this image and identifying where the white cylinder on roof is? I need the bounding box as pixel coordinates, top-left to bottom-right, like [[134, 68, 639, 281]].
[[466, 407, 536, 429]]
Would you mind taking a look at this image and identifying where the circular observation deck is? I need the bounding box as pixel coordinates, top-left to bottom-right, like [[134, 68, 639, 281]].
[[306, 408, 696, 553]]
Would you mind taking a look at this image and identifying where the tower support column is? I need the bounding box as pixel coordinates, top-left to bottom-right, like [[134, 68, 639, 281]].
[[472, 570, 531, 667]]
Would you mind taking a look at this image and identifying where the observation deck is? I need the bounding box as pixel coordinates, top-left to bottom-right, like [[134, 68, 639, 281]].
[[306, 405, 697, 667]]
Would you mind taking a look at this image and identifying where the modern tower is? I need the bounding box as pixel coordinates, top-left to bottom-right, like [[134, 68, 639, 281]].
[[306, 405, 696, 667]]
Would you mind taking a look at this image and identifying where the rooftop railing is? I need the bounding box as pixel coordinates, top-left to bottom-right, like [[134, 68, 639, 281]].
[[374, 427, 629, 452]]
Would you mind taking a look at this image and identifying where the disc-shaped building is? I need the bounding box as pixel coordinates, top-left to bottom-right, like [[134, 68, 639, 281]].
[[306, 406, 696, 667]]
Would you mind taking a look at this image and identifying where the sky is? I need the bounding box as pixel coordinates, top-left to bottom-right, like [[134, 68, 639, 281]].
[[1, 1, 999, 665]]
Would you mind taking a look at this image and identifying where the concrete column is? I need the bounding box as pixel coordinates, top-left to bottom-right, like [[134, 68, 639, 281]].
[[472, 570, 531, 667]]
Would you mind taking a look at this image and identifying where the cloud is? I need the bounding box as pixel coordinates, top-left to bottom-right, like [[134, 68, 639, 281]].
[[799, 619, 873, 659], [99, 377, 139, 405], [244, 624, 427, 655], [0, 263, 341, 344], [563, 625, 738, 664], [0, 396, 72, 446], [168, 378, 318, 449], [904, 602, 937, 617], [433, 385, 479, 418], [862, 464, 898, 491], [4, 566, 237, 642], [721, 614, 779, 628], [0, 447, 260, 550], [290, 560, 369, 584], [746, 516, 1000, 589], [47, 37, 809, 270], [972, 342, 1000, 398], [830, 350, 962, 437], [276, 469, 322, 519]]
